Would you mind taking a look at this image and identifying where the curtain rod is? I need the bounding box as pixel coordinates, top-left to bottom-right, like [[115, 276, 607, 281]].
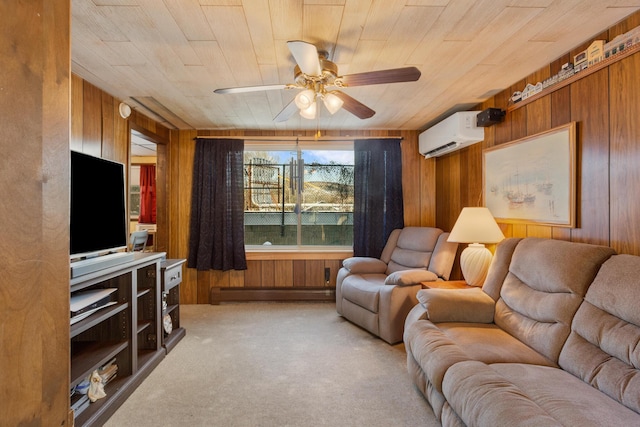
[[193, 135, 404, 142]]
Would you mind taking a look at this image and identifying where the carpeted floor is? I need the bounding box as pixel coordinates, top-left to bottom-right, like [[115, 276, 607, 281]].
[[104, 302, 440, 427]]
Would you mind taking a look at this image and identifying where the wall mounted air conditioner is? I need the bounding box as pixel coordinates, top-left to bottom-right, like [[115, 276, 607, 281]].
[[419, 111, 484, 159]]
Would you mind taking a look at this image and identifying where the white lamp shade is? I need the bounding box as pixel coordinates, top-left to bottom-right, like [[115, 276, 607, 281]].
[[448, 207, 505, 287], [447, 207, 505, 244], [322, 92, 344, 114], [295, 89, 316, 110], [299, 101, 317, 119]]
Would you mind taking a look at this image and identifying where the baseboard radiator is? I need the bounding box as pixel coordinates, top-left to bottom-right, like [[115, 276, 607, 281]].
[[210, 287, 336, 305]]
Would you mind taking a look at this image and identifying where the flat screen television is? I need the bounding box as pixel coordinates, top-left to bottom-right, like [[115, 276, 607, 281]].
[[70, 151, 128, 260]]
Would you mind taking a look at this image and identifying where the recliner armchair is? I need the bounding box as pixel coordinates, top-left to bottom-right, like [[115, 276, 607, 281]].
[[336, 227, 458, 344]]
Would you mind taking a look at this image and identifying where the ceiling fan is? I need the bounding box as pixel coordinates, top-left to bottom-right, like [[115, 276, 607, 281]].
[[214, 40, 421, 122]]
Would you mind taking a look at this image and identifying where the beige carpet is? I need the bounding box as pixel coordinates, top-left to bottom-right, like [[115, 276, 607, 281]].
[[105, 302, 440, 427]]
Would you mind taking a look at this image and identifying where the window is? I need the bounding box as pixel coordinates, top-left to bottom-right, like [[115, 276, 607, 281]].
[[244, 141, 354, 248]]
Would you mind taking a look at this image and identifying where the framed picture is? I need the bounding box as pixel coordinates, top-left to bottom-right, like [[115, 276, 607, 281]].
[[483, 122, 577, 227]]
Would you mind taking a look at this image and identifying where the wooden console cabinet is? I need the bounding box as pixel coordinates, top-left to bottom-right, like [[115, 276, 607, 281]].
[[70, 252, 167, 426]]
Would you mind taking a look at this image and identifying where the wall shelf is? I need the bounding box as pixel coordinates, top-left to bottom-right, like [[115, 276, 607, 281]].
[[507, 43, 640, 112]]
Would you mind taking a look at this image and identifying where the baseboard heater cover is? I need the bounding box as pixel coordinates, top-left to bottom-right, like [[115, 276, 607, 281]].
[[210, 287, 335, 305]]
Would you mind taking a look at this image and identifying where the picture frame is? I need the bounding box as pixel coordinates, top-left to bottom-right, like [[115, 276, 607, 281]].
[[483, 122, 577, 227]]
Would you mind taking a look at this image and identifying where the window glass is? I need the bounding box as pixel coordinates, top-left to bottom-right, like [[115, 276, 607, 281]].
[[244, 142, 353, 248]]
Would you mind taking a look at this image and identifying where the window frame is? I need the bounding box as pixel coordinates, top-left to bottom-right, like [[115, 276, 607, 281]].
[[244, 139, 354, 252]]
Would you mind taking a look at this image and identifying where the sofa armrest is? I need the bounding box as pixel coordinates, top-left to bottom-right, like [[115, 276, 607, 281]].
[[384, 269, 438, 286], [416, 288, 495, 323], [342, 257, 387, 274]]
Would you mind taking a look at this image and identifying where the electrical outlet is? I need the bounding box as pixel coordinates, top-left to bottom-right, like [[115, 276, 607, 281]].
[[324, 267, 330, 284]]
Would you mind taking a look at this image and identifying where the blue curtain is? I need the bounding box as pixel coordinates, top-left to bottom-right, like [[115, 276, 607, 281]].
[[353, 138, 404, 257], [188, 138, 247, 271]]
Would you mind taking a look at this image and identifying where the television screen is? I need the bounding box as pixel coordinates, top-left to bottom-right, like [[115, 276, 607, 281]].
[[70, 151, 128, 259]]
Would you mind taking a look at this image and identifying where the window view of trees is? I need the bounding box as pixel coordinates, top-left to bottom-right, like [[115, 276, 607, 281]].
[[244, 148, 354, 247]]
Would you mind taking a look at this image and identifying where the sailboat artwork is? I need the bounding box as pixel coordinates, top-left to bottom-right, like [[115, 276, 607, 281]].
[[483, 123, 577, 227]]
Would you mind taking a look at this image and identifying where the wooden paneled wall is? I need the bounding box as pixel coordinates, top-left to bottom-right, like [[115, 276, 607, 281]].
[[70, 75, 172, 253], [169, 129, 434, 304], [1, 1, 71, 424], [436, 11, 640, 262]]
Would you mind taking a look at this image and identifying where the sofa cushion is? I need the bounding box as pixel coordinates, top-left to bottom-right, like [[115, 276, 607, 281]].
[[444, 361, 640, 426], [559, 254, 640, 414], [416, 287, 495, 323], [384, 269, 438, 286], [404, 319, 555, 394], [340, 274, 386, 312], [386, 227, 442, 274], [436, 322, 555, 367], [494, 238, 615, 362], [403, 320, 471, 392], [341, 257, 387, 274], [442, 361, 562, 426], [491, 363, 640, 426]]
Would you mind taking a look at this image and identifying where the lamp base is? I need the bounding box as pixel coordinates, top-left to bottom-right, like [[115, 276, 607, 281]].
[[460, 243, 493, 287]]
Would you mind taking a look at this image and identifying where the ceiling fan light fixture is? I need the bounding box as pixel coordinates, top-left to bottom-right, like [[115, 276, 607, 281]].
[[323, 92, 344, 115], [299, 101, 317, 120], [295, 89, 316, 110]]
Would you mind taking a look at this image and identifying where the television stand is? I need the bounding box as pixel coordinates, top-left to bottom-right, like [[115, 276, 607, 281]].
[[70, 252, 168, 426], [70, 252, 135, 278]]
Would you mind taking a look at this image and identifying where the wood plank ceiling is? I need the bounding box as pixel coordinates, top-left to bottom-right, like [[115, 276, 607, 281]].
[[71, 0, 640, 131]]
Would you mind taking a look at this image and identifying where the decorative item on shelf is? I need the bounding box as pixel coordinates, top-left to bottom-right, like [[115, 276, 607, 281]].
[[521, 82, 543, 101], [509, 91, 522, 104], [542, 74, 558, 89], [162, 314, 173, 335], [574, 49, 588, 73], [557, 62, 575, 82], [447, 207, 505, 287], [88, 370, 106, 403], [587, 40, 605, 67]]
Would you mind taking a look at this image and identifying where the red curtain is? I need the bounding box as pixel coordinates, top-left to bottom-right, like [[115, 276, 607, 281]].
[[139, 164, 156, 224]]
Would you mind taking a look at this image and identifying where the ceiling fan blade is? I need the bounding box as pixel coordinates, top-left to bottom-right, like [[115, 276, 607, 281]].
[[273, 99, 299, 122], [287, 40, 322, 76], [214, 84, 287, 94], [338, 66, 421, 87], [332, 91, 375, 119]]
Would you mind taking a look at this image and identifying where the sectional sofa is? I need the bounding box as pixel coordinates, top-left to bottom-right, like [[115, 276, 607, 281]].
[[404, 237, 640, 426]]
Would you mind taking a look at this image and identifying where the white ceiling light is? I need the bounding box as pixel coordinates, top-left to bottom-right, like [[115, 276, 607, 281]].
[[323, 92, 344, 115], [299, 101, 317, 119], [295, 89, 316, 110]]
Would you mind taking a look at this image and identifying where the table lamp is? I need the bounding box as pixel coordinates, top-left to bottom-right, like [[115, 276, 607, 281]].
[[447, 207, 505, 287]]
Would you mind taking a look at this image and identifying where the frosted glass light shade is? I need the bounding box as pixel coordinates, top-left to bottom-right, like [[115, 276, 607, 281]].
[[295, 89, 316, 110], [322, 92, 344, 114], [448, 207, 505, 287], [299, 101, 317, 119]]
